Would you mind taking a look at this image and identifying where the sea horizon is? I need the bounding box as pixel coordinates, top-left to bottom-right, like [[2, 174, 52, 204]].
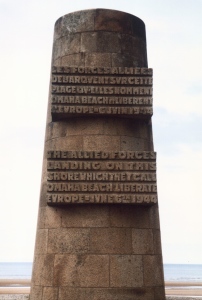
[[0, 262, 202, 282], [0, 262, 202, 298]]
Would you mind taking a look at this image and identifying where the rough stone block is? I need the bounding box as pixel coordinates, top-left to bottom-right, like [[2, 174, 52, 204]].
[[66, 118, 104, 136], [59, 287, 92, 300], [120, 35, 143, 56], [83, 135, 120, 151], [149, 205, 160, 229], [34, 229, 48, 254], [39, 182, 48, 207], [110, 255, 143, 287], [61, 205, 109, 227], [37, 207, 46, 229], [85, 53, 111, 67], [52, 38, 61, 61], [132, 229, 154, 254], [103, 119, 141, 137], [130, 18, 146, 40], [120, 136, 146, 151], [143, 255, 164, 286], [139, 121, 149, 139], [112, 53, 142, 67], [30, 285, 43, 300], [48, 228, 90, 254], [32, 254, 54, 286], [109, 206, 150, 228], [81, 32, 98, 52], [94, 10, 133, 34], [81, 31, 121, 53], [42, 287, 59, 300], [45, 207, 62, 228], [143, 139, 150, 150], [53, 254, 109, 287], [60, 33, 81, 56], [59, 287, 154, 300], [90, 228, 132, 254], [153, 229, 162, 254], [61, 53, 85, 66], [46, 136, 83, 151], [154, 286, 166, 300], [38, 207, 62, 229], [53, 17, 62, 41], [46, 122, 67, 142], [52, 58, 61, 66], [91, 288, 154, 300], [57, 10, 95, 37]]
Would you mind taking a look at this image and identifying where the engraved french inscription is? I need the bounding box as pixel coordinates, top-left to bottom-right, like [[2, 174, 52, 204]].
[[52, 66, 153, 75], [51, 66, 153, 120], [47, 151, 158, 205]]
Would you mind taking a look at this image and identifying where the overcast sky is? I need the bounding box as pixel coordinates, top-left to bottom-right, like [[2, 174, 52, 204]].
[[0, 0, 201, 264]]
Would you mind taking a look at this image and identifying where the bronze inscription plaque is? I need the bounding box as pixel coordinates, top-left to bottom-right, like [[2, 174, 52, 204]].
[[51, 66, 153, 120], [46, 150, 158, 205]]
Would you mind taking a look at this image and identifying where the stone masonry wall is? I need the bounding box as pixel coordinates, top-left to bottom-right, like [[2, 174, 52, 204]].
[[30, 9, 165, 300]]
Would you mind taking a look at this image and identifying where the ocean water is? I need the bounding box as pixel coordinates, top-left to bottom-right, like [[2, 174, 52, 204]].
[[164, 264, 202, 282], [0, 262, 32, 279], [0, 262, 202, 282]]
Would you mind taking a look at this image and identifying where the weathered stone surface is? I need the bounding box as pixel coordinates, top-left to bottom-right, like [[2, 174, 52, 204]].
[[149, 205, 161, 229], [112, 53, 144, 67], [52, 39, 61, 61], [120, 35, 144, 56], [61, 205, 109, 227], [46, 135, 83, 150], [42, 287, 59, 300], [120, 136, 148, 151], [154, 286, 166, 300], [47, 119, 147, 141], [60, 34, 81, 56], [153, 229, 163, 254], [34, 229, 48, 254], [54, 10, 95, 39], [38, 207, 62, 229], [61, 53, 85, 66], [103, 119, 141, 136], [109, 206, 150, 228], [132, 229, 154, 254], [30, 8, 165, 300], [83, 135, 120, 151], [58, 287, 155, 300], [81, 32, 121, 53], [94, 10, 136, 34], [30, 286, 43, 300], [85, 53, 112, 67], [53, 254, 109, 287], [48, 228, 90, 253], [32, 254, 54, 286], [143, 255, 165, 286], [110, 255, 143, 287], [90, 228, 132, 254]]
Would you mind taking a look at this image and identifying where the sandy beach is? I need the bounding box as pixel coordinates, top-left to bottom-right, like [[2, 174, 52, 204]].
[[165, 281, 202, 297], [0, 279, 202, 299], [0, 279, 30, 295]]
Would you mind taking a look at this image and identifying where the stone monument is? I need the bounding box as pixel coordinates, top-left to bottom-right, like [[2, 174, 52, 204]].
[[30, 9, 165, 300]]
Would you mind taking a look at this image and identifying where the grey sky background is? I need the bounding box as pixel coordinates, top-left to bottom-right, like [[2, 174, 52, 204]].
[[0, 0, 201, 264]]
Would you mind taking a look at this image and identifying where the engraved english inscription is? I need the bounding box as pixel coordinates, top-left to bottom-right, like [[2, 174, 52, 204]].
[[51, 67, 153, 120], [46, 151, 158, 205]]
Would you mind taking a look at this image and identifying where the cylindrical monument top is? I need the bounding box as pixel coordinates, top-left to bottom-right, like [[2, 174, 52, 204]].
[[52, 9, 147, 68]]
